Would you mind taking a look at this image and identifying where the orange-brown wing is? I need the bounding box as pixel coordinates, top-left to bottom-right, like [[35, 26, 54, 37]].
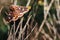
[[5, 5, 31, 22]]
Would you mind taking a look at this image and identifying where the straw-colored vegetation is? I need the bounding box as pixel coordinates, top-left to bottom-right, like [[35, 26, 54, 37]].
[[0, 0, 60, 40]]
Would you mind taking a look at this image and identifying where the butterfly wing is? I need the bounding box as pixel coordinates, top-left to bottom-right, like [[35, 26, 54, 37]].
[[2, 5, 31, 22]]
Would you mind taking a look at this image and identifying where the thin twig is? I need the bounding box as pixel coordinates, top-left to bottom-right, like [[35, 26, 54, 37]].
[[26, 0, 31, 7], [15, 17, 24, 35], [17, 18, 24, 40], [24, 23, 38, 40], [34, 0, 54, 39], [41, 29, 53, 40], [14, 0, 17, 5], [18, 15, 32, 40]]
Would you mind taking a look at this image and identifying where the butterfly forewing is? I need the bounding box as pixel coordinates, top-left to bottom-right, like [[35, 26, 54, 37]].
[[4, 5, 30, 22]]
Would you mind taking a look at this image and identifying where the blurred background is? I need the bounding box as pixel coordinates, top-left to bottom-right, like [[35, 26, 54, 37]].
[[0, 0, 60, 40]]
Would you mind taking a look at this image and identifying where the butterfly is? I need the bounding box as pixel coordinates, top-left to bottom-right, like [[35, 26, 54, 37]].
[[3, 5, 31, 23]]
